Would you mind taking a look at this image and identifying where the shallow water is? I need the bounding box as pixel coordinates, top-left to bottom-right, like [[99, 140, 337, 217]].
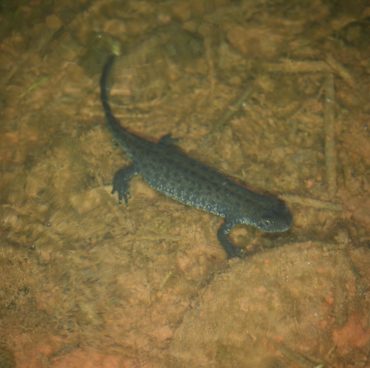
[[0, 0, 369, 367]]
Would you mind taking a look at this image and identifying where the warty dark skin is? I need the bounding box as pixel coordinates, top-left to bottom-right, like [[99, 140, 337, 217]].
[[100, 55, 292, 258]]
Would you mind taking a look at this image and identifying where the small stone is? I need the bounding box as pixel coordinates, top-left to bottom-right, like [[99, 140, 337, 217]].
[[45, 15, 62, 30]]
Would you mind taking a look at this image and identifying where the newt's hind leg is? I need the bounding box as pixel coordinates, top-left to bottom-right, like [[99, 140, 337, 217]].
[[112, 164, 138, 205]]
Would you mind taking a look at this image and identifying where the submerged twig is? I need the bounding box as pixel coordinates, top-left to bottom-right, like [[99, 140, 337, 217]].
[[276, 342, 326, 368], [324, 73, 337, 198], [262, 59, 330, 73], [215, 78, 255, 130], [281, 194, 342, 211]]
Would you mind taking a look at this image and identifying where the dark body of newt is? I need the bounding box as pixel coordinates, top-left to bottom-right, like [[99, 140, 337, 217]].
[[100, 55, 292, 258]]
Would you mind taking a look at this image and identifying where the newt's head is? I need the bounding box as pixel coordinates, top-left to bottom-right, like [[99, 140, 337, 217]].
[[252, 198, 292, 233]]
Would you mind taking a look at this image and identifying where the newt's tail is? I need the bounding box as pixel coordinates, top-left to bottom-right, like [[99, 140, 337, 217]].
[[100, 55, 130, 141]]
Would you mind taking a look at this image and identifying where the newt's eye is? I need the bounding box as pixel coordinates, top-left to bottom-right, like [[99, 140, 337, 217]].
[[261, 218, 272, 226], [256, 214, 275, 230], [259, 217, 272, 229]]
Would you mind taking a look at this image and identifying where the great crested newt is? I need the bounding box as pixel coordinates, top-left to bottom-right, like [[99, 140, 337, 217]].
[[100, 55, 292, 258]]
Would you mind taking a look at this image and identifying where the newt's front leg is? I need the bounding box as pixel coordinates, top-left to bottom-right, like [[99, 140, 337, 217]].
[[112, 164, 138, 205]]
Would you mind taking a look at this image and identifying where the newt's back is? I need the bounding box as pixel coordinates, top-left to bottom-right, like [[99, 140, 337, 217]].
[[100, 55, 292, 258]]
